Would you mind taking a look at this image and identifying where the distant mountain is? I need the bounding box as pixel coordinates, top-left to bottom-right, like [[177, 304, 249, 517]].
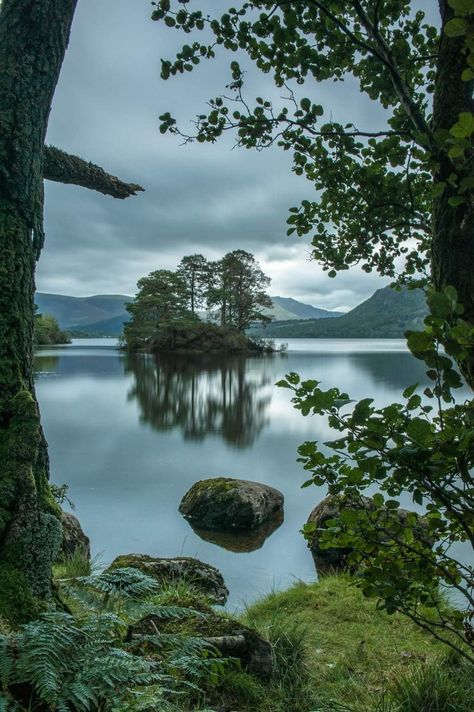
[[266, 296, 343, 321], [35, 292, 342, 337], [250, 286, 428, 339], [35, 293, 132, 332]]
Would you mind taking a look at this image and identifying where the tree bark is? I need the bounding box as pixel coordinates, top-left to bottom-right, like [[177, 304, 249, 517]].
[[44, 146, 144, 199], [0, 0, 78, 621], [432, 1, 474, 388]]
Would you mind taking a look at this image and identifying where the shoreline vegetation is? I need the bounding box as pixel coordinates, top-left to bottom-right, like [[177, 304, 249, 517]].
[[122, 321, 279, 354], [34, 313, 71, 346], [3, 554, 471, 712]]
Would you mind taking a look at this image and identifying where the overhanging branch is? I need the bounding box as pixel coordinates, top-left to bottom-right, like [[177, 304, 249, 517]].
[[43, 146, 144, 199]]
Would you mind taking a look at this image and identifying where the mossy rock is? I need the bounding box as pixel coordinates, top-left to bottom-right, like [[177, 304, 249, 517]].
[[179, 477, 284, 532], [107, 554, 229, 604], [59, 511, 90, 561], [307, 495, 431, 575], [130, 608, 274, 678]]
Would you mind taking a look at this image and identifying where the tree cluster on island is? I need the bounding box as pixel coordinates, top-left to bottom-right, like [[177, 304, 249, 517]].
[[123, 250, 274, 352]]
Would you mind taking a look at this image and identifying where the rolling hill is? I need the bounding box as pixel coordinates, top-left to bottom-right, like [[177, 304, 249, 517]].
[[35, 293, 132, 330], [34, 293, 342, 336], [264, 297, 343, 321], [249, 286, 428, 339]]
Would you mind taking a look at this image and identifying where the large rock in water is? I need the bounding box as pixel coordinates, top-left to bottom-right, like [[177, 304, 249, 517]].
[[59, 511, 90, 561], [307, 495, 430, 575], [179, 477, 284, 531], [107, 554, 229, 605]]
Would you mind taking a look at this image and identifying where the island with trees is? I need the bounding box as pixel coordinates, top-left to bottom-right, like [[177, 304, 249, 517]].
[[122, 250, 275, 353]]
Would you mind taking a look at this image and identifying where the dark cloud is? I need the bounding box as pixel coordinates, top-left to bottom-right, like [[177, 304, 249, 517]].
[[37, 0, 433, 309]]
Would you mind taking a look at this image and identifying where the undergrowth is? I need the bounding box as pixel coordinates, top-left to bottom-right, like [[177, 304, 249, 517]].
[[1, 572, 472, 711], [0, 567, 232, 711]]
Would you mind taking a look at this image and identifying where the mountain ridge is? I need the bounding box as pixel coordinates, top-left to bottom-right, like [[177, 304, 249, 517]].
[[34, 292, 342, 335], [249, 286, 428, 339]]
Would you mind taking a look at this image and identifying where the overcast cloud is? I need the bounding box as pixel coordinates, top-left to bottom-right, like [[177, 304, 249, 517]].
[[37, 0, 435, 312]]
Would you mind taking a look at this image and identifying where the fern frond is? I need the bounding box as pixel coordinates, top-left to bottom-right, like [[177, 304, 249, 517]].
[[76, 568, 160, 600]]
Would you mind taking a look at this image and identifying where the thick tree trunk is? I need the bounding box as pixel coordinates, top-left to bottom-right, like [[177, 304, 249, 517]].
[[432, 1, 474, 388], [0, 0, 78, 621]]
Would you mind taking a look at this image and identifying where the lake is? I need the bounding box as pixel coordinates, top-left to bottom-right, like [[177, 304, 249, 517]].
[[34, 338, 431, 609]]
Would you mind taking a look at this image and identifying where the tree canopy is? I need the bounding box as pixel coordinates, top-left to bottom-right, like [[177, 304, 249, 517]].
[[153, 0, 474, 659], [155, 0, 474, 379]]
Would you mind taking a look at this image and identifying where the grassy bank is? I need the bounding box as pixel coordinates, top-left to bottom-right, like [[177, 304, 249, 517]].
[[206, 576, 473, 712], [2, 566, 472, 711]]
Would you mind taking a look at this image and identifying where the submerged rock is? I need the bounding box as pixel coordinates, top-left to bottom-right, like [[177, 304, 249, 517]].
[[59, 511, 90, 561], [189, 510, 284, 552], [307, 495, 430, 575], [107, 554, 229, 605], [179, 477, 284, 532]]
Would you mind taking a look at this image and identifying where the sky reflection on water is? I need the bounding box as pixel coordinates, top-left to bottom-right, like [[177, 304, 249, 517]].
[[35, 338, 432, 609]]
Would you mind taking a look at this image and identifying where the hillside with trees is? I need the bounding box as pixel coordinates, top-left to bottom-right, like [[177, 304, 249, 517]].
[[34, 313, 71, 346], [250, 286, 427, 338], [123, 250, 274, 352]]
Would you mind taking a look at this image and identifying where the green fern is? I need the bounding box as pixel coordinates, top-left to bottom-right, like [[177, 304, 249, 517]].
[[75, 567, 161, 599], [1, 567, 233, 711]]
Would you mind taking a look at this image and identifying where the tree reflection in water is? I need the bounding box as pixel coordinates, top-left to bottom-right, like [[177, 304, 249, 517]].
[[33, 353, 60, 374], [125, 352, 276, 448]]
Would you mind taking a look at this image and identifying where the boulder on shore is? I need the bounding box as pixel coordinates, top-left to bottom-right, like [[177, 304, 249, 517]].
[[107, 554, 229, 605], [129, 609, 274, 678], [307, 495, 430, 575], [59, 511, 90, 561], [179, 477, 284, 532]]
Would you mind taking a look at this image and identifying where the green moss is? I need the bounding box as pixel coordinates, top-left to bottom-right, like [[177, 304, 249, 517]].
[[180, 478, 258, 530], [0, 556, 38, 623]]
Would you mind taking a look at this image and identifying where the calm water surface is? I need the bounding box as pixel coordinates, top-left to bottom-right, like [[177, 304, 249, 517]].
[[34, 338, 431, 609]]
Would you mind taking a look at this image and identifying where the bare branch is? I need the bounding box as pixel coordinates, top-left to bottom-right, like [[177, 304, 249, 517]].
[[43, 146, 144, 199]]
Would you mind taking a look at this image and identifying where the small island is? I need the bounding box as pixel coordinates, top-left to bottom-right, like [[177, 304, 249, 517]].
[[122, 250, 275, 353]]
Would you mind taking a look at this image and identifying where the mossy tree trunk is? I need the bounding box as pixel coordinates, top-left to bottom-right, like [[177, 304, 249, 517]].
[[0, 0, 79, 621], [0, 0, 79, 622], [0, 0, 143, 622], [432, 0, 474, 389]]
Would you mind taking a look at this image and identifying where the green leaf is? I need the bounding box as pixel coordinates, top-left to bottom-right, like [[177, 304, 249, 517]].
[[448, 0, 474, 15], [406, 418, 433, 445], [275, 379, 292, 388], [403, 384, 418, 399], [450, 112, 474, 138], [444, 17, 469, 37], [406, 331, 434, 356], [427, 291, 450, 318], [352, 398, 374, 424], [448, 195, 465, 207]]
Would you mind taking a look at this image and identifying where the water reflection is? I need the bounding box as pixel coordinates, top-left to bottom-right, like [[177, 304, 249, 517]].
[[125, 353, 277, 448], [33, 353, 60, 374], [188, 510, 284, 553]]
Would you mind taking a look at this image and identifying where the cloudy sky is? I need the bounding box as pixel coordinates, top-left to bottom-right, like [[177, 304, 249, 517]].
[[38, 0, 434, 312]]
